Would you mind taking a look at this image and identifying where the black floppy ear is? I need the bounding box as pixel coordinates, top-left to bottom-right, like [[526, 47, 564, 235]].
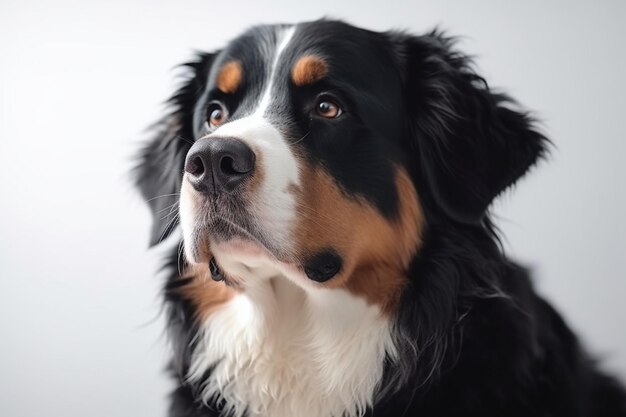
[[134, 52, 216, 246], [399, 31, 549, 224]]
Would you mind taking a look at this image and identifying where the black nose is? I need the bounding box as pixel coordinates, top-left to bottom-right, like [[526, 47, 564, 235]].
[[184, 138, 255, 194]]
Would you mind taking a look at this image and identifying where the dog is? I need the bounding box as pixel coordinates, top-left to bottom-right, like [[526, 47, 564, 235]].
[[135, 19, 626, 417]]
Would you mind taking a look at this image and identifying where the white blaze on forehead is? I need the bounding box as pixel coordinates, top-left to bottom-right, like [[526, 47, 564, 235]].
[[255, 25, 297, 117]]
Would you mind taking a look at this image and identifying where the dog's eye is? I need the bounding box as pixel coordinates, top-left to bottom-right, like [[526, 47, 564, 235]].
[[206, 101, 229, 128], [315, 97, 342, 119]]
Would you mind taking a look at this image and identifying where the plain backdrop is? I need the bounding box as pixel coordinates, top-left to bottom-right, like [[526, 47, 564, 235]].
[[1, 1, 624, 416]]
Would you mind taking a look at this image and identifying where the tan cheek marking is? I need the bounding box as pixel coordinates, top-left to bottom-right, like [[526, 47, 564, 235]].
[[293, 165, 424, 313], [178, 262, 239, 322], [291, 55, 328, 86], [216, 60, 243, 94]]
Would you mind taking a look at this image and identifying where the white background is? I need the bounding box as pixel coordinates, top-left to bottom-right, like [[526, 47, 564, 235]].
[[1, 1, 624, 416]]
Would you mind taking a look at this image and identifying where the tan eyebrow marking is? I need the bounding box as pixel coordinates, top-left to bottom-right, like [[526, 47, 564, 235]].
[[216, 60, 243, 94], [291, 55, 328, 86]]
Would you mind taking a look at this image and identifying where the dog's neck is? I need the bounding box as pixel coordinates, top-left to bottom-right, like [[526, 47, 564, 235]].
[[187, 258, 397, 417]]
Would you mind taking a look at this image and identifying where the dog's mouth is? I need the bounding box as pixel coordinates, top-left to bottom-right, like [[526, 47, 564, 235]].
[[179, 182, 346, 285], [181, 190, 279, 263]]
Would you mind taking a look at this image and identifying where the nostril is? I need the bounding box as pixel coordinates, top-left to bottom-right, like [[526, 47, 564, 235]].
[[219, 156, 239, 176], [219, 153, 254, 176], [186, 156, 205, 177]]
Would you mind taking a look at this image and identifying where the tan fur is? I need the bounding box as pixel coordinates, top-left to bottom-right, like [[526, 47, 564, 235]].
[[216, 60, 243, 94], [178, 263, 238, 321], [292, 165, 424, 313], [291, 55, 328, 86]]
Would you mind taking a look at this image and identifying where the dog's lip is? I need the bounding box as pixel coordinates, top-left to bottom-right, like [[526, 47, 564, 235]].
[[200, 213, 278, 256], [209, 237, 301, 276], [210, 238, 267, 258]]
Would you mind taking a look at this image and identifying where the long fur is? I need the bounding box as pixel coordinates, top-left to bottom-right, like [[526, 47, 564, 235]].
[[135, 20, 626, 417]]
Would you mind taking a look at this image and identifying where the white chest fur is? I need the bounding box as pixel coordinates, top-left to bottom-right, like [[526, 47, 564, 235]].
[[188, 276, 396, 417]]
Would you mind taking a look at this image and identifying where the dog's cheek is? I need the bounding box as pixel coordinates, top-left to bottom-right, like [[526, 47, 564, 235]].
[[290, 163, 359, 283], [291, 165, 424, 312], [343, 169, 424, 313]]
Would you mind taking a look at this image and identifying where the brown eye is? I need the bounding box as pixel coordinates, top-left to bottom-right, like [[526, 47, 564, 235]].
[[206, 101, 228, 128], [315, 98, 342, 119]]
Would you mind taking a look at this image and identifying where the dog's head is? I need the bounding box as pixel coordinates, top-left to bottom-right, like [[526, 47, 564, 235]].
[[136, 20, 546, 312]]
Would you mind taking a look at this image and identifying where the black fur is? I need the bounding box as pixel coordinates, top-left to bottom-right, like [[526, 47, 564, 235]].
[[135, 20, 626, 417], [399, 31, 549, 225]]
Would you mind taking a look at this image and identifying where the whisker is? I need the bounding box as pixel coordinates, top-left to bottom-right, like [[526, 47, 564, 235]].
[[157, 202, 180, 215], [291, 130, 311, 145], [146, 193, 180, 203], [177, 239, 185, 277], [175, 135, 195, 146], [158, 212, 180, 243], [159, 204, 179, 221]]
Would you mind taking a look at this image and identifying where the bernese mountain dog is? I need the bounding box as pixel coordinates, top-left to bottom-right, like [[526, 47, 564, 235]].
[[135, 19, 626, 417]]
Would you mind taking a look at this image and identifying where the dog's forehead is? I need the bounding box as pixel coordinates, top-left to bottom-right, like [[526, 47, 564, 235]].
[[193, 20, 406, 138], [214, 21, 397, 89]]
